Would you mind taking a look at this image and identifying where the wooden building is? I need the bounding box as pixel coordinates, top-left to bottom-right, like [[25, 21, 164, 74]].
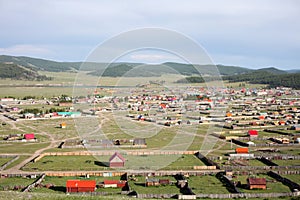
[[109, 152, 125, 168], [66, 180, 96, 193], [101, 180, 127, 188], [247, 178, 266, 190]]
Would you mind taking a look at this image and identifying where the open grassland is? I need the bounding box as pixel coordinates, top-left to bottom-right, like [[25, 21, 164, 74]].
[[16, 118, 78, 141], [188, 175, 230, 194]]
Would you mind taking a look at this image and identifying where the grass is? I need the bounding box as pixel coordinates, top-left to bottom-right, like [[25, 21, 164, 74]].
[[0, 176, 37, 191], [272, 159, 300, 166], [282, 174, 300, 184], [232, 174, 291, 193], [188, 175, 230, 194], [129, 175, 179, 194], [24, 154, 207, 171], [163, 154, 205, 170], [32, 175, 124, 194], [22, 155, 111, 171], [4, 155, 30, 170], [0, 142, 50, 154], [17, 118, 78, 141], [0, 157, 12, 166]]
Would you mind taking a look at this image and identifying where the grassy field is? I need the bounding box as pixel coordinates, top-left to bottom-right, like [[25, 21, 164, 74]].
[[232, 174, 291, 193], [4, 155, 30, 170], [17, 118, 78, 141], [272, 159, 300, 166], [0, 176, 37, 191], [24, 154, 208, 171], [0, 142, 50, 154], [188, 175, 230, 194], [32, 175, 125, 194], [163, 154, 205, 170], [129, 175, 179, 194], [22, 155, 111, 171], [0, 157, 13, 166], [282, 174, 300, 184]]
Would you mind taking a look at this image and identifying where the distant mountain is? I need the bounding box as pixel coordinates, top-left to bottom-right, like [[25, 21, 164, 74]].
[[1, 55, 298, 90], [0, 55, 253, 76], [286, 69, 300, 73], [256, 67, 287, 75], [0, 55, 84, 72]]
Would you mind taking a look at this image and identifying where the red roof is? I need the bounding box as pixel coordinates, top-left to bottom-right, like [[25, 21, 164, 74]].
[[236, 148, 249, 154], [104, 180, 119, 185], [109, 152, 125, 162], [248, 130, 258, 135], [24, 133, 35, 140], [66, 180, 96, 188], [248, 178, 266, 185]]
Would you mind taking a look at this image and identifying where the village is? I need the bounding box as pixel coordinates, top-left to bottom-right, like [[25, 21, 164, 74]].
[[0, 84, 299, 199]]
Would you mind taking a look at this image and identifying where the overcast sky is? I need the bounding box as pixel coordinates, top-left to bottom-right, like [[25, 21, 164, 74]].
[[0, 0, 299, 69]]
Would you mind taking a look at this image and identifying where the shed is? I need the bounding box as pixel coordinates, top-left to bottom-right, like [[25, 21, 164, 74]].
[[146, 178, 159, 187], [247, 178, 266, 190], [102, 180, 127, 188], [66, 180, 96, 193], [159, 179, 170, 185], [133, 138, 146, 146], [24, 133, 35, 140], [235, 147, 249, 154], [109, 152, 125, 168], [248, 130, 258, 137]]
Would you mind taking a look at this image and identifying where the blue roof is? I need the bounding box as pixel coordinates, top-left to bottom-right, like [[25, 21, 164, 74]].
[[57, 112, 81, 115]]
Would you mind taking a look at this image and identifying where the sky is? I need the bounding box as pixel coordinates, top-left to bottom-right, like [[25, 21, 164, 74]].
[[0, 0, 299, 69]]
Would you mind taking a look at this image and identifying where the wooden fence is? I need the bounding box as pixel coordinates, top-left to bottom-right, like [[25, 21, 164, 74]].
[[0, 155, 19, 170], [34, 150, 198, 162]]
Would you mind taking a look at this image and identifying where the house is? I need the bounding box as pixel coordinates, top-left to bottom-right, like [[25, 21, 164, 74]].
[[66, 180, 96, 193], [146, 178, 160, 187], [101, 180, 127, 188], [235, 148, 249, 154], [109, 152, 125, 168], [248, 130, 258, 137], [24, 133, 35, 140], [247, 178, 266, 190], [159, 179, 170, 185]]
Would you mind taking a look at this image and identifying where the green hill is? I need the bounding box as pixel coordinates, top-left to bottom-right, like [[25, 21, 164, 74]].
[[0, 63, 51, 81], [1, 55, 298, 90]]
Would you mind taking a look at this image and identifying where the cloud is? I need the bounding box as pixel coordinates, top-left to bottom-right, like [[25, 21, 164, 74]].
[[129, 53, 180, 64], [0, 0, 299, 68], [0, 45, 53, 57]]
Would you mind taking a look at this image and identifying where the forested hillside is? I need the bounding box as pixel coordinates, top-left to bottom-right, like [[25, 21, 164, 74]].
[[0, 63, 51, 81]]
